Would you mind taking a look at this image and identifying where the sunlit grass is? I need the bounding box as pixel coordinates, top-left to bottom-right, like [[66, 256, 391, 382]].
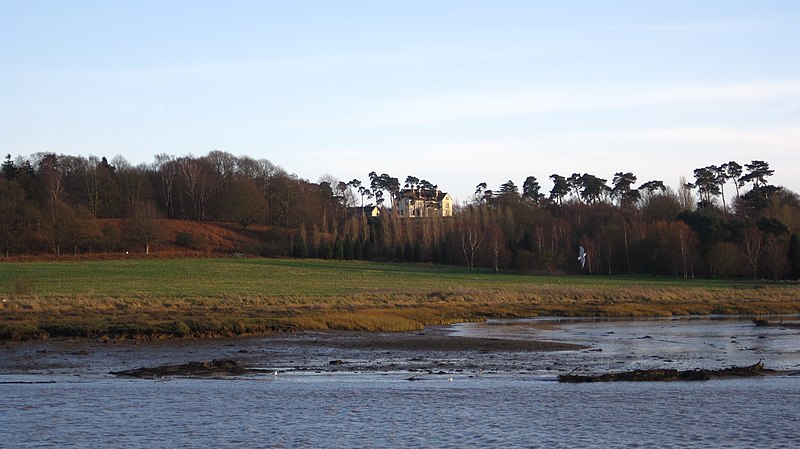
[[1, 258, 798, 339]]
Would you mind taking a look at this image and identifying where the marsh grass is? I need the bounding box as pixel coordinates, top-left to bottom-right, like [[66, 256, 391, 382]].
[[1, 258, 799, 339]]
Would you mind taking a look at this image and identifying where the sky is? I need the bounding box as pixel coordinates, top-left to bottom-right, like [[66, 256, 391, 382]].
[[2, 1, 799, 204]]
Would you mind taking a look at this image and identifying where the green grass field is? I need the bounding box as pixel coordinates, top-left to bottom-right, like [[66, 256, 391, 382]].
[[2, 258, 799, 340], [0, 257, 763, 297]]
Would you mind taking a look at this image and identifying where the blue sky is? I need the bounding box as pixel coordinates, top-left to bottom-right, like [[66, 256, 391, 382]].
[[2, 1, 799, 203]]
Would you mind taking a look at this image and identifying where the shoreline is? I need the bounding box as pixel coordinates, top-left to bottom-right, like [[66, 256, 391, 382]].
[[4, 317, 800, 380]]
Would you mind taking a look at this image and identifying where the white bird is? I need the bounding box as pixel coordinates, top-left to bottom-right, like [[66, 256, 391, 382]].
[[578, 246, 587, 268]]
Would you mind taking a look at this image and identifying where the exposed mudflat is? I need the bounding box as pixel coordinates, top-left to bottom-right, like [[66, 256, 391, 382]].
[[5, 317, 800, 380], [0, 327, 582, 378]]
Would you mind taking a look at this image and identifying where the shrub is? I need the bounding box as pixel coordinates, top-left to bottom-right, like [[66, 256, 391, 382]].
[[172, 320, 191, 337], [175, 232, 207, 250], [100, 225, 121, 253]]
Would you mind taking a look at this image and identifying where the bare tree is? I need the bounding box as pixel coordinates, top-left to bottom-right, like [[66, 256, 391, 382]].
[[126, 201, 164, 254], [44, 199, 77, 256], [458, 206, 485, 271], [206, 150, 238, 186], [114, 158, 150, 215], [176, 155, 215, 221], [153, 154, 178, 218], [221, 178, 267, 230], [35, 153, 66, 205], [709, 242, 740, 277], [488, 224, 507, 273], [763, 233, 787, 280], [677, 176, 695, 211], [741, 226, 763, 280], [83, 156, 105, 217]]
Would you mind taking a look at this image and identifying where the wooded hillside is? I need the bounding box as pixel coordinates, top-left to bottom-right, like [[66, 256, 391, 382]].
[[2, 152, 798, 280]]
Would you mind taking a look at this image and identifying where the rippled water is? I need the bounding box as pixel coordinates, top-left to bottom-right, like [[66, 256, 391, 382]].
[[3, 318, 800, 448]]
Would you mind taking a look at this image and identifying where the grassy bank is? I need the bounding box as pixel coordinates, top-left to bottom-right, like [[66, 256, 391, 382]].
[[2, 258, 799, 340]]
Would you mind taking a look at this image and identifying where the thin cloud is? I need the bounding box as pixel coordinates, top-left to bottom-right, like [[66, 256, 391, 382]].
[[571, 126, 800, 147], [630, 19, 768, 33], [770, 100, 800, 113], [287, 81, 800, 129], [8, 50, 505, 84]]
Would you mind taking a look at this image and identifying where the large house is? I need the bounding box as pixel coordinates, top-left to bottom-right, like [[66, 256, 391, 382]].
[[394, 188, 453, 218]]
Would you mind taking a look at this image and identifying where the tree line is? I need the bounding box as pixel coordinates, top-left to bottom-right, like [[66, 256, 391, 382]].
[[0, 151, 339, 256], [1, 151, 798, 280], [460, 161, 799, 280]]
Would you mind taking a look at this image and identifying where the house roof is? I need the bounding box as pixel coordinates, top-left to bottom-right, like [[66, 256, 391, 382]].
[[399, 188, 449, 201]]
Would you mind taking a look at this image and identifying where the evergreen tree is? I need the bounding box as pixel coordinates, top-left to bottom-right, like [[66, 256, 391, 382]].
[[353, 238, 363, 260], [611, 172, 639, 207], [741, 160, 774, 188], [333, 235, 344, 260], [440, 240, 451, 264], [2, 154, 18, 180], [549, 174, 570, 205], [788, 234, 800, 280], [522, 176, 544, 204], [579, 174, 609, 204], [293, 224, 308, 258], [413, 241, 423, 262], [363, 240, 373, 260], [343, 236, 354, 260], [404, 241, 414, 262], [499, 180, 519, 196], [690, 166, 721, 208]]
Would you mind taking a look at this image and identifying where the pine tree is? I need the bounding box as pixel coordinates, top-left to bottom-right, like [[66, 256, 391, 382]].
[[293, 224, 308, 258]]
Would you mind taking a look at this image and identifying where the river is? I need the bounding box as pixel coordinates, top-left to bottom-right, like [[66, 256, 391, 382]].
[[2, 317, 799, 448]]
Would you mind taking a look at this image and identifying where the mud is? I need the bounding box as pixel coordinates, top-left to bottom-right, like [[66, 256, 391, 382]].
[[0, 327, 581, 378], [111, 359, 249, 378], [558, 362, 770, 383]]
